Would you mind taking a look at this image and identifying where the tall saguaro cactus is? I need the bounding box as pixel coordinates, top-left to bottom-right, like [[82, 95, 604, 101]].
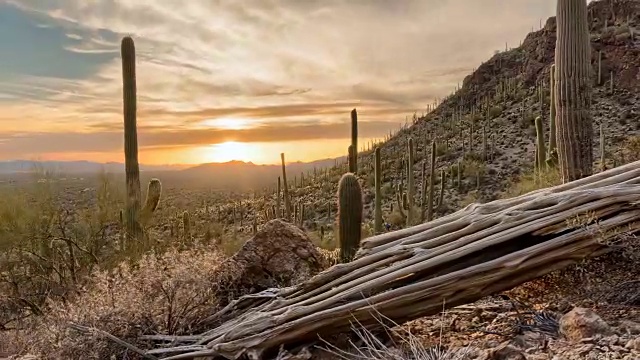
[[373, 147, 383, 234], [427, 141, 437, 222], [276, 176, 281, 218], [406, 138, 415, 226], [555, 0, 593, 182], [548, 64, 558, 162], [121, 36, 143, 244], [535, 116, 546, 172], [280, 153, 292, 221], [350, 109, 358, 173], [338, 173, 363, 263]]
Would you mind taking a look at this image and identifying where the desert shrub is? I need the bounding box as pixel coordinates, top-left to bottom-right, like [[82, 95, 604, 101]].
[[386, 209, 405, 228], [381, 183, 393, 198], [0, 170, 124, 330], [501, 167, 562, 199], [14, 246, 224, 359], [459, 190, 481, 208], [463, 152, 484, 163], [622, 136, 640, 162], [435, 143, 450, 156], [518, 110, 536, 129], [461, 158, 486, 178], [489, 105, 503, 119]]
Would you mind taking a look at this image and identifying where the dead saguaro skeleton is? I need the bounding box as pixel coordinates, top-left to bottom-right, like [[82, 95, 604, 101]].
[[104, 161, 640, 360]]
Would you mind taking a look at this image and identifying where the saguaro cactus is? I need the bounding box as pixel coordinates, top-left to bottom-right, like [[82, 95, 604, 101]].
[[555, 0, 593, 182], [281, 153, 292, 221], [139, 178, 162, 226], [535, 116, 546, 172], [427, 141, 436, 221], [350, 109, 358, 174], [406, 138, 415, 226], [121, 36, 143, 244], [338, 173, 363, 263], [374, 147, 383, 234], [276, 176, 281, 219], [348, 145, 356, 173], [548, 64, 558, 162], [420, 160, 427, 222], [600, 124, 606, 172]]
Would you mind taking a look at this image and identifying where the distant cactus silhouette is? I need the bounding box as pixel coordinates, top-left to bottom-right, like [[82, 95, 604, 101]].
[[276, 176, 281, 219], [338, 173, 363, 263], [350, 109, 358, 173], [281, 153, 292, 221]]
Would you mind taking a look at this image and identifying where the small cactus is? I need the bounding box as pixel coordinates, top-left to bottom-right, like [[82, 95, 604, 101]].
[[437, 170, 446, 210], [338, 173, 363, 263]]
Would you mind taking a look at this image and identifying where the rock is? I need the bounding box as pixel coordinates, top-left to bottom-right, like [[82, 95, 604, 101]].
[[618, 320, 640, 335], [214, 219, 325, 304], [487, 342, 526, 360], [625, 338, 640, 351], [559, 307, 612, 342]]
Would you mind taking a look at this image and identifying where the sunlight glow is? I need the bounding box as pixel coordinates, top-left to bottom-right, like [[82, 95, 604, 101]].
[[200, 117, 255, 130], [204, 141, 260, 163]]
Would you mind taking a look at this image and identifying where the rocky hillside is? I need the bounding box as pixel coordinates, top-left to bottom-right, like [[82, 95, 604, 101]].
[[150, 0, 640, 245]]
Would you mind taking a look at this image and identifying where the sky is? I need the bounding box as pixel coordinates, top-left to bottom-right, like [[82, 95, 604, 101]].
[[0, 0, 557, 165]]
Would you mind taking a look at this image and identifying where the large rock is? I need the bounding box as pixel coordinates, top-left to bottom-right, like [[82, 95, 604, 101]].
[[559, 307, 612, 342], [214, 219, 325, 304]]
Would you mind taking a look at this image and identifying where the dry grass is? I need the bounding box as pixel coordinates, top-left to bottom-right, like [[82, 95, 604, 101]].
[[320, 306, 476, 360], [501, 166, 562, 198]]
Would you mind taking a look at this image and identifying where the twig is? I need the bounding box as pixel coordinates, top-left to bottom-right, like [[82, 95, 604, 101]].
[[68, 323, 159, 360]]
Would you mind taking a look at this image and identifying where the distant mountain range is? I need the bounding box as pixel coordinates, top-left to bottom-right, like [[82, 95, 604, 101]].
[[0, 158, 347, 189], [0, 158, 344, 174], [0, 160, 188, 174]]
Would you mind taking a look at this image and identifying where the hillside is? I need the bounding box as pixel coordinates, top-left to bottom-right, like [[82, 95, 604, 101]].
[[159, 0, 640, 242]]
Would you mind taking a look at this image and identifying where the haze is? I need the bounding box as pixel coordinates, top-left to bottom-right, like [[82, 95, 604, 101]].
[[0, 0, 556, 165]]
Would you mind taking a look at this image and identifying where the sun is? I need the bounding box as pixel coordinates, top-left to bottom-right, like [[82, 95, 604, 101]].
[[200, 117, 253, 130], [204, 141, 259, 163]]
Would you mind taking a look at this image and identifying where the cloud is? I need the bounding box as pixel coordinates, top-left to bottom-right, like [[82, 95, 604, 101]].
[[0, 0, 557, 163], [0, 120, 400, 157]]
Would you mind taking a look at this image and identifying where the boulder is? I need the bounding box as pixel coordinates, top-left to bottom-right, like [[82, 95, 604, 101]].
[[559, 307, 612, 342], [214, 219, 325, 304]]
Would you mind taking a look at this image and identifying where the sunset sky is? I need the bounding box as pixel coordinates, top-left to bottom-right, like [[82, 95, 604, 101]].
[[0, 0, 556, 165]]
